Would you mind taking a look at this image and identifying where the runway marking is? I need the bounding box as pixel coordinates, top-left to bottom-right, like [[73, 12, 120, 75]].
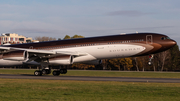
[[0, 74, 180, 83]]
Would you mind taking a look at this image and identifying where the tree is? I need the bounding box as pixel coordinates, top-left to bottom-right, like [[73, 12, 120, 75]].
[[72, 35, 84, 39], [161, 50, 170, 71], [137, 56, 149, 71], [63, 35, 84, 40], [72, 63, 95, 70], [63, 35, 71, 40], [168, 45, 180, 71], [122, 58, 133, 70], [108, 58, 121, 71], [34, 36, 56, 42], [117, 58, 133, 71], [152, 50, 170, 71], [132, 57, 144, 71], [101, 59, 109, 70]]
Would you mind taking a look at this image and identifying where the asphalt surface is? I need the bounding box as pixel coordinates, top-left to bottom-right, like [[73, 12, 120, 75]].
[[0, 74, 180, 83]]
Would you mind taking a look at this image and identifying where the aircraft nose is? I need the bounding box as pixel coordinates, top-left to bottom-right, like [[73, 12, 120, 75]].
[[166, 40, 177, 49], [161, 39, 177, 50], [171, 40, 177, 46]]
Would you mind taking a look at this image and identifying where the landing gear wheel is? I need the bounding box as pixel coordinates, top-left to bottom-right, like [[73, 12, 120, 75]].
[[60, 69, 64, 74], [47, 69, 51, 74], [59, 69, 67, 74], [42, 69, 51, 75], [42, 69, 46, 74], [53, 71, 60, 76], [34, 71, 39, 76], [148, 61, 152, 66], [63, 69, 67, 74], [34, 70, 42, 76]]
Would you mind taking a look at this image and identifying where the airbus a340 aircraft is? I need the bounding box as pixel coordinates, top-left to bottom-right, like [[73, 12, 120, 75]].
[[0, 33, 176, 76]]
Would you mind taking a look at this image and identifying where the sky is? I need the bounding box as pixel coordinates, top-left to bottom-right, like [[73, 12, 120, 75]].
[[0, 0, 180, 46]]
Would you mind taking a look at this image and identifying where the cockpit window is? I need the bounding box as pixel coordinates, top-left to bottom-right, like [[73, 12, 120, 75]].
[[161, 37, 171, 40]]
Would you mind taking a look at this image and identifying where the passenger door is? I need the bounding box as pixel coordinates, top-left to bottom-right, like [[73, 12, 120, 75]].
[[146, 35, 153, 44]]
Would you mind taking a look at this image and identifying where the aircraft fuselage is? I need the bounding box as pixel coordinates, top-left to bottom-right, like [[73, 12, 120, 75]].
[[0, 33, 176, 66]]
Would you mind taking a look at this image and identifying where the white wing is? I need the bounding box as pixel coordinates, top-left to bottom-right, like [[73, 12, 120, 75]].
[[0, 46, 87, 62]]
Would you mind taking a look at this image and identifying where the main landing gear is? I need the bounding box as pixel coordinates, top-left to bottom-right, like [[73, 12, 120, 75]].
[[34, 66, 67, 76], [52, 65, 67, 76], [52, 69, 67, 76], [34, 69, 51, 76], [148, 54, 154, 66], [34, 70, 42, 76]]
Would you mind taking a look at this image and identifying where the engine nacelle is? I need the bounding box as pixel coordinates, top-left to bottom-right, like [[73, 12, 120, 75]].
[[48, 55, 73, 65], [2, 50, 27, 61], [82, 60, 102, 65]]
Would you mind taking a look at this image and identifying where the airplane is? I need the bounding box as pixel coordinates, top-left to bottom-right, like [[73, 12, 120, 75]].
[[0, 32, 176, 76]]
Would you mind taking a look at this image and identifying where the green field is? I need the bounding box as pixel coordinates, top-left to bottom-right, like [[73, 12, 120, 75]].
[[0, 79, 180, 101], [0, 69, 180, 101], [0, 69, 180, 78]]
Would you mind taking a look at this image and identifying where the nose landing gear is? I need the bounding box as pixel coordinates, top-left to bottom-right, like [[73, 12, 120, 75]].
[[148, 55, 154, 66]]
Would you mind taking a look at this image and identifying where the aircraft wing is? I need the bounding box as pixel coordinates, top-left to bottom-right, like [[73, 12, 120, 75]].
[[0, 46, 87, 62], [0, 46, 87, 55]]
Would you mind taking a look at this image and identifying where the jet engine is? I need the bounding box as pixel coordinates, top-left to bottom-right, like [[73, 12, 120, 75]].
[[2, 50, 28, 61], [48, 55, 73, 65]]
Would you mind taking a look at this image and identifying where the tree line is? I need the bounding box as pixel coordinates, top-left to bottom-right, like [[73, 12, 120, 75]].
[[35, 35, 180, 71]]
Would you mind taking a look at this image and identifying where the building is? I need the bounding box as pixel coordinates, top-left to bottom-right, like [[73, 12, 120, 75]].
[[0, 33, 38, 45]]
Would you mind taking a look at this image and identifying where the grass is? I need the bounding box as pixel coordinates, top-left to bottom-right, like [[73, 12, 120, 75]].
[[0, 69, 180, 78], [0, 79, 180, 101], [0, 69, 180, 101]]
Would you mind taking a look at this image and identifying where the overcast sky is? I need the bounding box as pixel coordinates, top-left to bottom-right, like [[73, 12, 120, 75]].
[[0, 0, 180, 46]]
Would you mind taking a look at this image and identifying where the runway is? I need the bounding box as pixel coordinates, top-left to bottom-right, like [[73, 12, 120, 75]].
[[0, 74, 180, 83]]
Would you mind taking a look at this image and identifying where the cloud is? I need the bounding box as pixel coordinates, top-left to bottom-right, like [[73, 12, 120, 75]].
[[107, 10, 153, 17]]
